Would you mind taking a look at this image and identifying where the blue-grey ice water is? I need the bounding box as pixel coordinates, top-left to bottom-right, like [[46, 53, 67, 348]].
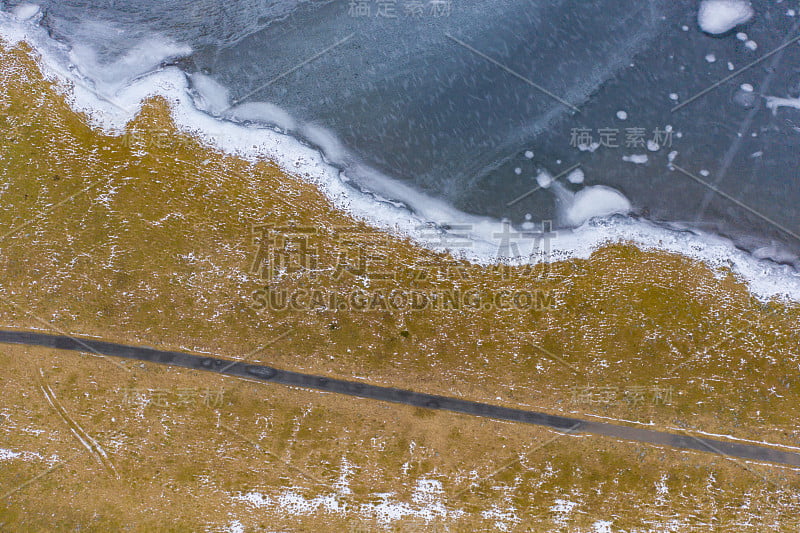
[[5, 0, 800, 265]]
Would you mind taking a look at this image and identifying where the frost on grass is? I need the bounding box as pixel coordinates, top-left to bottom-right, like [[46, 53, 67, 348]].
[[232, 473, 463, 527]]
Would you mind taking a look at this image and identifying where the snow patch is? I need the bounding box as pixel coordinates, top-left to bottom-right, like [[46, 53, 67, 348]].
[[11, 3, 40, 21], [224, 520, 245, 533], [698, 0, 754, 34], [0, 447, 44, 461], [562, 186, 632, 226], [550, 499, 578, 526], [593, 520, 614, 533], [482, 505, 521, 531], [0, 448, 21, 460], [232, 474, 462, 525]]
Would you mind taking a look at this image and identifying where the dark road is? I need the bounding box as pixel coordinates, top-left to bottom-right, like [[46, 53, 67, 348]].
[[2, 329, 800, 468]]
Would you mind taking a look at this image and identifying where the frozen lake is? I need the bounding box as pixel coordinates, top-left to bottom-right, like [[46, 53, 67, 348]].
[[5, 0, 800, 265]]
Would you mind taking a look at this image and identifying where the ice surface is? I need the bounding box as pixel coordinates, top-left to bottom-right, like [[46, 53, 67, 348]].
[[67, 21, 191, 95], [698, 0, 754, 34]]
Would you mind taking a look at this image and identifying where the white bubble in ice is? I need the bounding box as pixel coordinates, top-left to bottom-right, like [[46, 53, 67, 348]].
[[535, 170, 553, 189], [736, 32, 748, 41], [524, 150, 534, 159], [733, 86, 757, 107], [745, 40, 757, 51], [789, 9, 796, 17], [623, 154, 649, 164], [567, 168, 585, 184], [647, 139, 660, 152], [700, 169, 710, 176], [682, 24, 689, 31], [521, 218, 536, 230], [616, 110, 628, 120], [669, 93, 679, 100], [705, 53, 717, 63], [514, 167, 522, 175], [727, 61, 735, 70]]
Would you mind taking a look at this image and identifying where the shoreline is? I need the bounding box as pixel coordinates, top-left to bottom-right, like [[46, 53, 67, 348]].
[[2, 10, 800, 303]]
